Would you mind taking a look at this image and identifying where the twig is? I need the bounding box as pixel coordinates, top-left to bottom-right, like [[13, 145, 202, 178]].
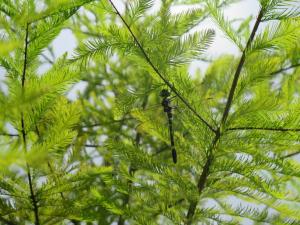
[[270, 63, 300, 76], [81, 31, 102, 37], [85, 144, 101, 148], [0, 133, 19, 137], [107, 0, 216, 134], [40, 53, 54, 64], [186, 133, 219, 224], [281, 151, 300, 159], [227, 127, 300, 132]]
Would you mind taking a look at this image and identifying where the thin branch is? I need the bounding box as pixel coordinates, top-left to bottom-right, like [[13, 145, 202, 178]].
[[281, 151, 300, 159], [40, 53, 54, 64], [186, 9, 264, 225], [81, 31, 102, 37], [85, 144, 101, 148], [270, 63, 300, 76], [221, 9, 264, 124], [152, 145, 169, 156], [0, 133, 19, 137], [21, 24, 29, 87], [227, 127, 300, 132], [107, 0, 216, 134], [186, 133, 219, 224], [21, 23, 40, 225]]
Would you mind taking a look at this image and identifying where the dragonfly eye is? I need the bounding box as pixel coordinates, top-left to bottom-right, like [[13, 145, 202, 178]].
[[160, 89, 170, 97]]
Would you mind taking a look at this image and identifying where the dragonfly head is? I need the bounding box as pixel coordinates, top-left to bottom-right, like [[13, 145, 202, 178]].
[[160, 89, 171, 98]]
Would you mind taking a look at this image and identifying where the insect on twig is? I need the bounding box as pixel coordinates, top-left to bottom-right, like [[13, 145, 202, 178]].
[[160, 89, 177, 164]]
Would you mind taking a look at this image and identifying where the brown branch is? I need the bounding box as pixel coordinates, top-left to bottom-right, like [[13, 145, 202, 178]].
[[227, 127, 300, 132], [21, 24, 29, 87], [270, 63, 300, 76], [186, 9, 264, 225], [281, 151, 300, 159], [221, 9, 264, 124], [186, 133, 219, 224], [81, 31, 102, 37], [85, 144, 101, 148], [0, 133, 19, 137], [40, 53, 54, 64], [21, 23, 40, 225], [107, 0, 216, 134]]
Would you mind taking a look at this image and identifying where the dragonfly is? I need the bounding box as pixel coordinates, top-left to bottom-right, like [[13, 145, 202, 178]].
[[134, 89, 212, 163], [160, 89, 177, 164], [132, 88, 179, 163]]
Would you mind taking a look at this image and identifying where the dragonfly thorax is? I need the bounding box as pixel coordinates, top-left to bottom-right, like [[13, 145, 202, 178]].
[[160, 89, 171, 98], [162, 98, 172, 113]]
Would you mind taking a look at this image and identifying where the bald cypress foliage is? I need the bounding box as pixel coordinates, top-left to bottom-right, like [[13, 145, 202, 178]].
[[0, 0, 300, 224]]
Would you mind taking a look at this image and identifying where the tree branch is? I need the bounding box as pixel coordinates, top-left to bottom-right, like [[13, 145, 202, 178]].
[[186, 133, 219, 224], [40, 53, 54, 64], [281, 151, 300, 159], [185, 9, 264, 224], [270, 63, 300, 76], [107, 0, 216, 134], [221, 9, 264, 124], [21, 23, 40, 225], [227, 127, 300, 132], [85, 144, 101, 148], [0, 133, 19, 137]]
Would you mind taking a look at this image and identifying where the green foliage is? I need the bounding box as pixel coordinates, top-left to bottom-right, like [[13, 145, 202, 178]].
[[0, 0, 300, 225], [205, 0, 243, 50], [260, 0, 300, 20]]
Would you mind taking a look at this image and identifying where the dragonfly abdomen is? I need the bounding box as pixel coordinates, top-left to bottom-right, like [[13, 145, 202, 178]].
[[172, 148, 177, 164], [160, 89, 177, 164], [167, 111, 177, 163]]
